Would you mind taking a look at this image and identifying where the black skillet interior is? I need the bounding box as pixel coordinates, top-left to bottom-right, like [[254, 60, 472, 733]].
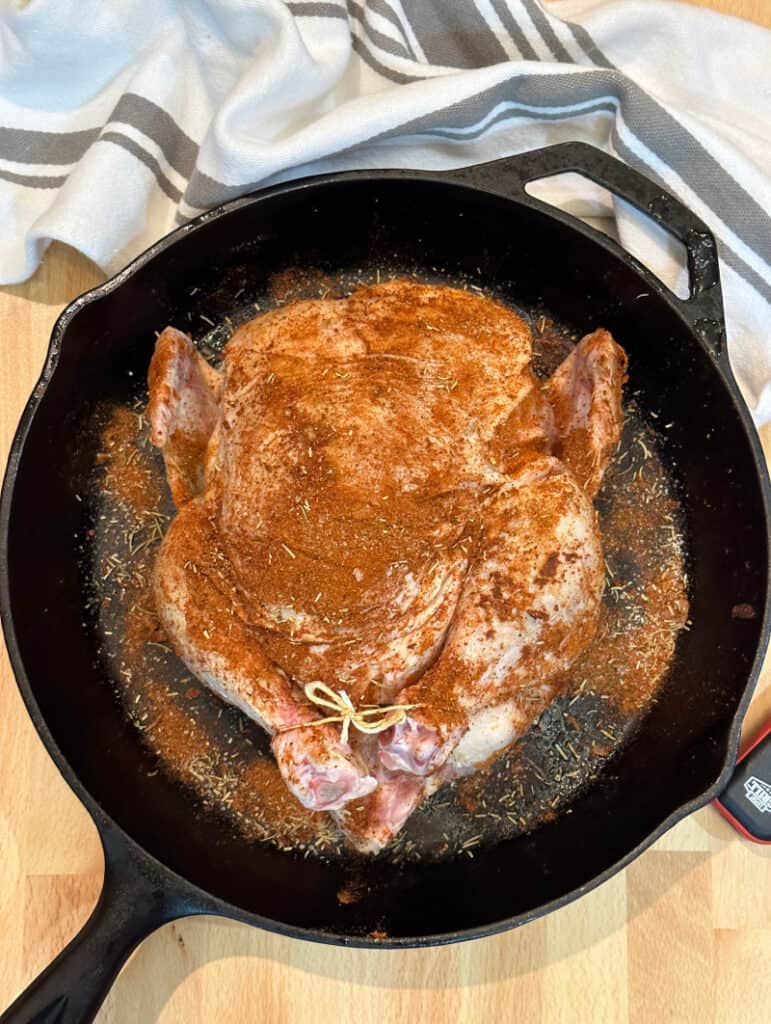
[[2, 145, 770, 946]]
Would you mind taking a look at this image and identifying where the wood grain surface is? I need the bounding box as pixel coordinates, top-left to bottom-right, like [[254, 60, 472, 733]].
[[2, 4, 770, 1018], [675, 0, 771, 26]]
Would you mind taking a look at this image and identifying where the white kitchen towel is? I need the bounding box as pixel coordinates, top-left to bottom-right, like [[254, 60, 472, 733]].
[[1, 0, 770, 419]]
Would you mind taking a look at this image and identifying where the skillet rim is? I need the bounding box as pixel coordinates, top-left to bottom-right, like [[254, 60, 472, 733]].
[[1, 163, 770, 949]]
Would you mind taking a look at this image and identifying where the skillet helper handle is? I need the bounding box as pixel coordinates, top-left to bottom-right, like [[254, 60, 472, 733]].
[[481, 141, 725, 359], [0, 833, 184, 1024]]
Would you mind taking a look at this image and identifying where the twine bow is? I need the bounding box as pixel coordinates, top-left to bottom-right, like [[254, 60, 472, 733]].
[[284, 680, 422, 745]]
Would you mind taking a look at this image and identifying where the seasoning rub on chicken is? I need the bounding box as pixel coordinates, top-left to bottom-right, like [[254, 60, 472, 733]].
[[148, 280, 627, 852]]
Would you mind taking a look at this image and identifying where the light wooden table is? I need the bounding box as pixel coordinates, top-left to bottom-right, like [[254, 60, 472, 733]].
[[679, 0, 770, 25], [2, 4, 771, 1021]]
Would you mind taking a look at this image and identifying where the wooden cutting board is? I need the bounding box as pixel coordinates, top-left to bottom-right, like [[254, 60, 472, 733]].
[[2, 13, 771, 1014]]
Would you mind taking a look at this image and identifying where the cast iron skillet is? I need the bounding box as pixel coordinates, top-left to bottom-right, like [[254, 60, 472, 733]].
[[1, 142, 769, 1024]]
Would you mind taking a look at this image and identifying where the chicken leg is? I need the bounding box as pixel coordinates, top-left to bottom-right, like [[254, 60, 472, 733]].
[[379, 455, 604, 778]]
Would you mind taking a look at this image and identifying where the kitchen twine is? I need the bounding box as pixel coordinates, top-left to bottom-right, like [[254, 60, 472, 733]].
[[280, 680, 422, 745]]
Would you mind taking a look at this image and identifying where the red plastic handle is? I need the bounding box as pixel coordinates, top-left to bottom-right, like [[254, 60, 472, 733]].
[[713, 719, 771, 844]]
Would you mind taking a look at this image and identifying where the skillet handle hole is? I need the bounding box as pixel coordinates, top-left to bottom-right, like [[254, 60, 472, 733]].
[[525, 172, 690, 300]]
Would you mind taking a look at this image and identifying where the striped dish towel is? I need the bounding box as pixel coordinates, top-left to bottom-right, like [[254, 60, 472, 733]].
[[2, 0, 770, 421]]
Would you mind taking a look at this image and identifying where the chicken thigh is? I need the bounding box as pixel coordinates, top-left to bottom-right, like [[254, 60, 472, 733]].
[[148, 280, 627, 846]]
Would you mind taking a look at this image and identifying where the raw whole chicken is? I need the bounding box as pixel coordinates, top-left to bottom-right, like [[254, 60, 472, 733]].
[[148, 280, 627, 852]]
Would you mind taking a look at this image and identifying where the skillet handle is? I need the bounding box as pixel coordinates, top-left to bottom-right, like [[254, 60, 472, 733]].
[[467, 141, 725, 359], [0, 828, 191, 1024]]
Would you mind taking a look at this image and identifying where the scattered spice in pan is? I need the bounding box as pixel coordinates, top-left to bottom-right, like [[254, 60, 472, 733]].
[[85, 267, 688, 865]]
